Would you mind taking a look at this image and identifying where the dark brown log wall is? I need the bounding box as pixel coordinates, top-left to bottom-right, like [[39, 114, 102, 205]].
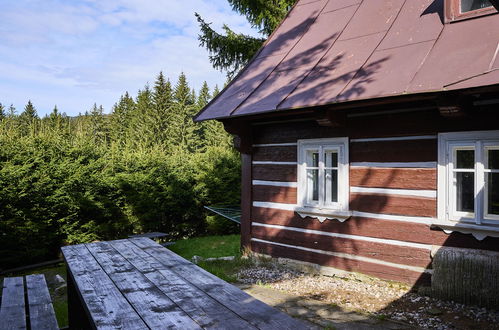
[[245, 109, 499, 285]]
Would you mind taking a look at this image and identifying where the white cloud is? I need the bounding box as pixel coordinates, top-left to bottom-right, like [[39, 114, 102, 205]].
[[0, 0, 261, 116]]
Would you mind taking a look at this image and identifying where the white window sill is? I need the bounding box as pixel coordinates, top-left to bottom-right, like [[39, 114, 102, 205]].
[[431, 220, 499, 240], [295, 207, 352, 223]]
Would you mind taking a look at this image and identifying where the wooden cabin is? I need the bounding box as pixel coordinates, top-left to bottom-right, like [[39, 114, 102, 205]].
[[195, 0, 499, 305]]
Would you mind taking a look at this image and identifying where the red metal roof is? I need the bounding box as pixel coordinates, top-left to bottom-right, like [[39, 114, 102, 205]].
[[195, 0, 499, 121]]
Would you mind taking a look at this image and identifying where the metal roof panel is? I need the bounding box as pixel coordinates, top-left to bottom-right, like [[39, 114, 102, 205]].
[[377, 0, 443, 50], [276, 5, 358, 72], [338, 0, 405, 41], [338, 40, 435, 100], [257, 0, 327, 58], [280, 32, 385, 109], [408, 14, 499, 92]]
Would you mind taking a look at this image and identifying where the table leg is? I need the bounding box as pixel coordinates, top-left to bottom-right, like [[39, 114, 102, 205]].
[[67, 265, 93, 330]]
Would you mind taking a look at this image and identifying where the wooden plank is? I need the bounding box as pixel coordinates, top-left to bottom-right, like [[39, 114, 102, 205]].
[[252, 207, 435, 244], [253, 185, 297, 204], [26, 274, 59, 330], [86, 241, 201, 330], [252, 240, 431, 286], [350, 167, 437, 190], [0, 277, 26, 330], [251, 226, 431, 267], [350, 139, 437, 163], [130, 237, 306, 330], [430, 230, 499, 252], [252, 110, 499, 145], [61, 244, 148, 330], [109, 239, 257, 330], [253, 164, 296, 182], [350, 193, 437, 217], [253, 146, 297, 162]]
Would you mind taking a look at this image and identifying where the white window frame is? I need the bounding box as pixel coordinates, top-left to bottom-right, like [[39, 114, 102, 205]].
[[436, 130, 499, 239], [296, 137, 350, 222]]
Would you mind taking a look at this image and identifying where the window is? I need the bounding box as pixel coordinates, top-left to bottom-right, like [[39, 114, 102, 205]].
[[438, 131, 499, 237], [297, 138, 350, 221], [446, 0, 496, 22], [461, 0, 492, 12]]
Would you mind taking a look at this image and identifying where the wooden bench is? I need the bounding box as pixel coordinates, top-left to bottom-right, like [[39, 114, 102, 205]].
[[0, 274, 59, 330]]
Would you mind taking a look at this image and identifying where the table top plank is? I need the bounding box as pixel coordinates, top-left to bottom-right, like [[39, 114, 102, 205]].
[[0, 277, 26, 330], [131, 237, 306, 330], [26, 274, 59, 330], [109, 239, 258, 330], [86, 241, 202, 330], [62, 244, 148, 330]]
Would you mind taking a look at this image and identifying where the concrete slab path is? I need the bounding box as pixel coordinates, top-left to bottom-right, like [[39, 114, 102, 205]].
[[237, 284, 414, 329]]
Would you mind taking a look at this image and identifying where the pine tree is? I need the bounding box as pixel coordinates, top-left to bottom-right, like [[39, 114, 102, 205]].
[[19, 100, 39, 135], [48, 105, 62, 133], [212, 85, 221, 97], [197, 82, 211, 109], [150, 72, 173, 144], [0, 103, 5, 120], [89, 103, 107, 143], [170, 73, 199, 151], [173, 72, 192, 105], [111, 92, 135, 144], [20, 100, 38, 121], [196, 0, 296, 76], [130, 86, 154, 147], [7, 104, 16, 118]]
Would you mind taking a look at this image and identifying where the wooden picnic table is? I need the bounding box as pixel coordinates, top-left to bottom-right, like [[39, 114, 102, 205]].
[[61, 237, 308, 329]]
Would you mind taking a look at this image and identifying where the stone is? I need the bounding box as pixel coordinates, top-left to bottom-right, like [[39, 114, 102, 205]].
[[191, 255, 203, 264], [427, 308, 443, 316], [54, 274, 65, 284]]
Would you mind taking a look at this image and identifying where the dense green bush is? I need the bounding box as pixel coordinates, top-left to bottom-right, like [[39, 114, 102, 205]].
[[0, 73, 241, 270]]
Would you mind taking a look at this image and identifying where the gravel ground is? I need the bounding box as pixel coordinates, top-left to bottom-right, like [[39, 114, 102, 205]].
[[237, 263, 499, 329]]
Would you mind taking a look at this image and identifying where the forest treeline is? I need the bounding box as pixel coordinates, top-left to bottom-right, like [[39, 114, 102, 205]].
[[0, 72, 240, 269]]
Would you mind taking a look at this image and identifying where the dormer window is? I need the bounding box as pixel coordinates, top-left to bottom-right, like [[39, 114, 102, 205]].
[[446, 0, 496, 22]]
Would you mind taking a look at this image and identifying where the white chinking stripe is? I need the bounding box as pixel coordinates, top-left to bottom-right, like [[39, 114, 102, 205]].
[[253, 201, 297, 211], [251, 238, 432, 274], [352, 211, 432, 224], [350, 186, 436, 198], [252, 142, 297, 147], [351, 162, 436, 168], [252, 201, 433, 225], [252, 180, 298, 188], [350, 135, 437, 143], [252, 222, 432, 250], [252, 161, 297, 165]]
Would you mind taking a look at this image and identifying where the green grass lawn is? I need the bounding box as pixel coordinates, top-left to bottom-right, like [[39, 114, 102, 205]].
[[168, 234, 254, 282], [168, 234, 241, 260]]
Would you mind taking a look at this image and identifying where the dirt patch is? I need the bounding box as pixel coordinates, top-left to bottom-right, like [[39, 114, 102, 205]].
[[237, 263, 499, 329]]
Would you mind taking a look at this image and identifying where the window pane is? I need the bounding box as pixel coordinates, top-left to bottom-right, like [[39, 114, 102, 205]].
[[488, 149, 499, 170], [487, 173, 499, 215], [325, 151, 338, 168], [461, 0, 492, 12], [307, 151, 319, 167], [456, 172, 475, 213], [456, 149, 474, 169], [307, 169, 319, 201], [325, 169, 338, 203]]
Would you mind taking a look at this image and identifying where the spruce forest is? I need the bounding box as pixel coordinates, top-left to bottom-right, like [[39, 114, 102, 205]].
[[0, 72, 241, 269]]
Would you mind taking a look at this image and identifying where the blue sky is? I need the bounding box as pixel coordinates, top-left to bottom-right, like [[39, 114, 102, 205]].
[[0, 0, 257, 116]]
